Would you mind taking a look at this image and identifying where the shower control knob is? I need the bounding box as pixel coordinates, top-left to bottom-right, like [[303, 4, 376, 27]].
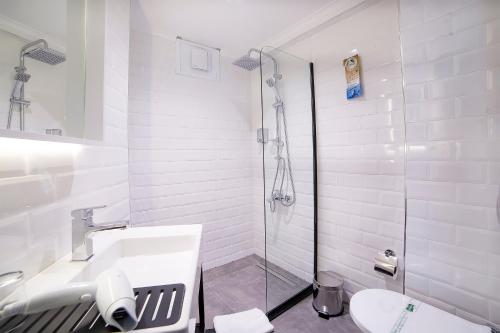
[[384, 249, 396, 257]]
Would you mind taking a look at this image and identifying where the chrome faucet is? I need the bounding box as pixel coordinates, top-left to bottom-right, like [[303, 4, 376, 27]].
[[71, 205, 129, 261]]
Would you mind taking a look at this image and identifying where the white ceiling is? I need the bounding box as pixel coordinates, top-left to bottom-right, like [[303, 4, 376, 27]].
[[131, 0, 335, 58], [0, 0, 67, 40]]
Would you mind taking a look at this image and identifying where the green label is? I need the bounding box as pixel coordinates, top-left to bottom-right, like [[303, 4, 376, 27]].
[[406, 303, 415, 312], [391, 300, 421, 333]]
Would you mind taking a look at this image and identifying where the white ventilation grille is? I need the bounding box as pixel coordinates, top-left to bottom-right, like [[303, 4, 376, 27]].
[[176, 37, 220, 80]]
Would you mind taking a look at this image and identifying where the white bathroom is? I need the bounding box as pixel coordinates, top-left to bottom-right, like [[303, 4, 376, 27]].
[[0, 0, 499, 332]]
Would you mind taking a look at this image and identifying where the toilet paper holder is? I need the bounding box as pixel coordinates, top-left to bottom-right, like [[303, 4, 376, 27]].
[[374, 249, 398, 279]]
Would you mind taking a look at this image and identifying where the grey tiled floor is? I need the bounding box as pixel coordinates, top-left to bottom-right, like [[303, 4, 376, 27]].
[[271, 296, 362, 333], [203, 255, 362, 333]]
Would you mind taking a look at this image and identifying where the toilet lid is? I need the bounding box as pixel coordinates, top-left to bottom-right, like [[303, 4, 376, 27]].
[[350, 289, 490, 333]]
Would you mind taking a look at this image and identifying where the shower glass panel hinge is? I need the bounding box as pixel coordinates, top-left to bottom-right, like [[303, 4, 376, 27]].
[[257, 128, 269, 144]]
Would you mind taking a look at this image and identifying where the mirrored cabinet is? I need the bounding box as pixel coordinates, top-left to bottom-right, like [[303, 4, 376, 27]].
[[0, 0, 104, 141]]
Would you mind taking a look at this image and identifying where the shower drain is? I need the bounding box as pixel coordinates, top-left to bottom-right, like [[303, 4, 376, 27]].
[[0, 283, 185, 333]]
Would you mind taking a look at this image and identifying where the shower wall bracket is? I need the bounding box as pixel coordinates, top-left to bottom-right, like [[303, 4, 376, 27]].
[[257, 128, 269, 143]]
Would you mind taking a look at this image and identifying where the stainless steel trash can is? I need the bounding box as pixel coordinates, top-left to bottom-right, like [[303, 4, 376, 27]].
[[312, 271, 344, 317]]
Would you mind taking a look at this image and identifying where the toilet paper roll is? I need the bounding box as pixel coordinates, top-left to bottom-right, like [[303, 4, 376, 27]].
[[374, 250, 398, 279]]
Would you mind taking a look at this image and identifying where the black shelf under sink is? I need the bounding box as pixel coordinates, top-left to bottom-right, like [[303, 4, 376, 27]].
[[0, 283, 185, 333]]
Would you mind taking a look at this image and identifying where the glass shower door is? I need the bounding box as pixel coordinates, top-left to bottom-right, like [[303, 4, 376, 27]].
[[259, 46, 315, 314]]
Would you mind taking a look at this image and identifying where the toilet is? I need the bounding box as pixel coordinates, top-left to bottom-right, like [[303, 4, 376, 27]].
[[350, 289, 491, 333]]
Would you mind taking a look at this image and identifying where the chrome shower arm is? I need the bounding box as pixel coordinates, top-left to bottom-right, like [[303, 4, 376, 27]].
[[19, 39, 47, 66], [248, 48, 280, 78]]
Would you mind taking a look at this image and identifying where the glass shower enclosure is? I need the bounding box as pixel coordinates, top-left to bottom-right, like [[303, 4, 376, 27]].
[[258, 47, 317, 317]]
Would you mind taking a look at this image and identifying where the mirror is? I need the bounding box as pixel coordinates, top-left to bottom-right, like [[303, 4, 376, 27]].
[[0, 0, 87, 139]]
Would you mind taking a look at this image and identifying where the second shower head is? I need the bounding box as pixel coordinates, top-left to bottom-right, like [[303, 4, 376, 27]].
[[14, 67, 31, 83], [267, 77, 282, 103]]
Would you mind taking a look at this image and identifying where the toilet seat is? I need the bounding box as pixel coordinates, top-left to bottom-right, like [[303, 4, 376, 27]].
[[350, 289, 490, 333]]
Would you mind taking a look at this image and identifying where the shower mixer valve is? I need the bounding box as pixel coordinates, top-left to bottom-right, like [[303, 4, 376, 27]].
[[270, 191, 294, 204]]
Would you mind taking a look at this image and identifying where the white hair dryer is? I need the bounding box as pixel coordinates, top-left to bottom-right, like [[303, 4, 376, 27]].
[[0, 268, 138, 332]]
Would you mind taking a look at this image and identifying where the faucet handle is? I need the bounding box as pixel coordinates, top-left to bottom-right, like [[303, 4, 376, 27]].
[[71, 205, 106, 225]]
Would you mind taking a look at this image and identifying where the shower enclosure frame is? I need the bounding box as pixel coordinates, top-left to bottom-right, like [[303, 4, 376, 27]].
[[263, 60, 318, 321], [198, 53, 319, 333]]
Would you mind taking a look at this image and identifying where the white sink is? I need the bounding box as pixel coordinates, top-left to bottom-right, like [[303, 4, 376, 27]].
[[5, 224, 203, 333]]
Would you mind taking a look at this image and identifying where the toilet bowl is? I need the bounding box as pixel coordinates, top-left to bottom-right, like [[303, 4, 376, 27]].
[[350, 289, 491, 333]]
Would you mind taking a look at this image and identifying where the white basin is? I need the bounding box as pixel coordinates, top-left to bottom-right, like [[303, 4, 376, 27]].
[[4, 224, 203, 333]]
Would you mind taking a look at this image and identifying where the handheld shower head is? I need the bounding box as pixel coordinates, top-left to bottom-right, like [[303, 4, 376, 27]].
[[266, 77, 282, 102], [11, 67, 31, 99], [14, 67, 31, 83]]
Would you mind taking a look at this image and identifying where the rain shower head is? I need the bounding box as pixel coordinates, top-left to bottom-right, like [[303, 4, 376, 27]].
[[20, 39, 66, 66], [233, 48, 280, 78], [24, 47, 66, 65], [232, 54, 260, 71]]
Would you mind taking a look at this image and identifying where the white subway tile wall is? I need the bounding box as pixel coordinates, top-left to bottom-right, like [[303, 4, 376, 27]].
[[0, 0, 131, 280], [400, 0, 500, 326], [0, 1, 498, 327], [280, 0, 406, 296], [127, 29, 255, 269]]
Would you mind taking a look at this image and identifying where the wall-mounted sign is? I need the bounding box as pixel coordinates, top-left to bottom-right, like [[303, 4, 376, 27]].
[[343, 54, 362, 99]]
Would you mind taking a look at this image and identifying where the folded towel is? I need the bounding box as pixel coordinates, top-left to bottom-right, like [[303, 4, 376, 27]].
[[213, 308, 274, 333]]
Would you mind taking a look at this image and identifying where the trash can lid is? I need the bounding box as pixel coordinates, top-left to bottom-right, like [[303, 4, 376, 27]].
[[315, 271, 343, 289]]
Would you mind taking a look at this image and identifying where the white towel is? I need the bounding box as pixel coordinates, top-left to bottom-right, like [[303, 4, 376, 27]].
[[213, 308, 274, 333]]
